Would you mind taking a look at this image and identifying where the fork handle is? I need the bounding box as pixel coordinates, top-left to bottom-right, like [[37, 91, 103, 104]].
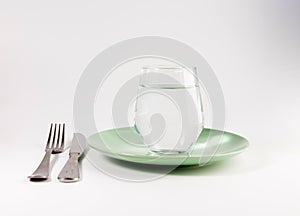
[[28, 149, 52, 180], [57, 153, 80, 183]]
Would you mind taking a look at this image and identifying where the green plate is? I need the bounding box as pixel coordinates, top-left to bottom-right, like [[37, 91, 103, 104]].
[[88, 127, 249, 166]]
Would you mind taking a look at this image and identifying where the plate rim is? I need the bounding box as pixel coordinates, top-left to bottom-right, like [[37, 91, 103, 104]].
[[88, 127, 249, 159]]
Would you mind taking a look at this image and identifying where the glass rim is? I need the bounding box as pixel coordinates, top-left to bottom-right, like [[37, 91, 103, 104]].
[[142, 65, 194, 71]]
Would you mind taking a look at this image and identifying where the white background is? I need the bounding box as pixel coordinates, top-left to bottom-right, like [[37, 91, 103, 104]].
[[1, 0, 299, 215]]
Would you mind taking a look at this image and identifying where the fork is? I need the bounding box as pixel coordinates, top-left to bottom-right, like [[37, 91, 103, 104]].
[[28, 123, 65, 181]]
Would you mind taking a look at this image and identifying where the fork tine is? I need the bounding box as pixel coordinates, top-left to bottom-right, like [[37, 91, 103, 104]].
[[61, 123, 65, 150], [55, 124, 61, 149], [46, 124, 53, 149], [51, 124, 57, 148]]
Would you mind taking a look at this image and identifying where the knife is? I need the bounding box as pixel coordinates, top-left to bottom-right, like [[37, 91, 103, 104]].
[[58, 133, 87, 183]]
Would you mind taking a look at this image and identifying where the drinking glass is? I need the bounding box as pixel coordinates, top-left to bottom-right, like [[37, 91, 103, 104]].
[[134, 66, 204, 154]]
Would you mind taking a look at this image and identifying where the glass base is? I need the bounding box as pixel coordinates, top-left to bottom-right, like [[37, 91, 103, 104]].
[[150, 149, 189, 155]]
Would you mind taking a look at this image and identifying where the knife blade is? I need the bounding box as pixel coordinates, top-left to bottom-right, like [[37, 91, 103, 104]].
[[58, 133, 87, 183]]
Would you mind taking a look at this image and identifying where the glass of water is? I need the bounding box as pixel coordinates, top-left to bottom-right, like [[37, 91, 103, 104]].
[[134, 66, 204, 154]]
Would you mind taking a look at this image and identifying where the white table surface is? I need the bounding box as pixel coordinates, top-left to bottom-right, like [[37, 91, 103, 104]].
[[1, 1, 300, 215]]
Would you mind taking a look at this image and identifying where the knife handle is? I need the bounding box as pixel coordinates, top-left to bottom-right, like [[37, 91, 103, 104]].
[[58, 153, 80, 183]]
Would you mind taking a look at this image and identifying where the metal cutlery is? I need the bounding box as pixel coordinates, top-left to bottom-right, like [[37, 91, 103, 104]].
[[57, 133, 87, 183], [28, 123, 65, 181]]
